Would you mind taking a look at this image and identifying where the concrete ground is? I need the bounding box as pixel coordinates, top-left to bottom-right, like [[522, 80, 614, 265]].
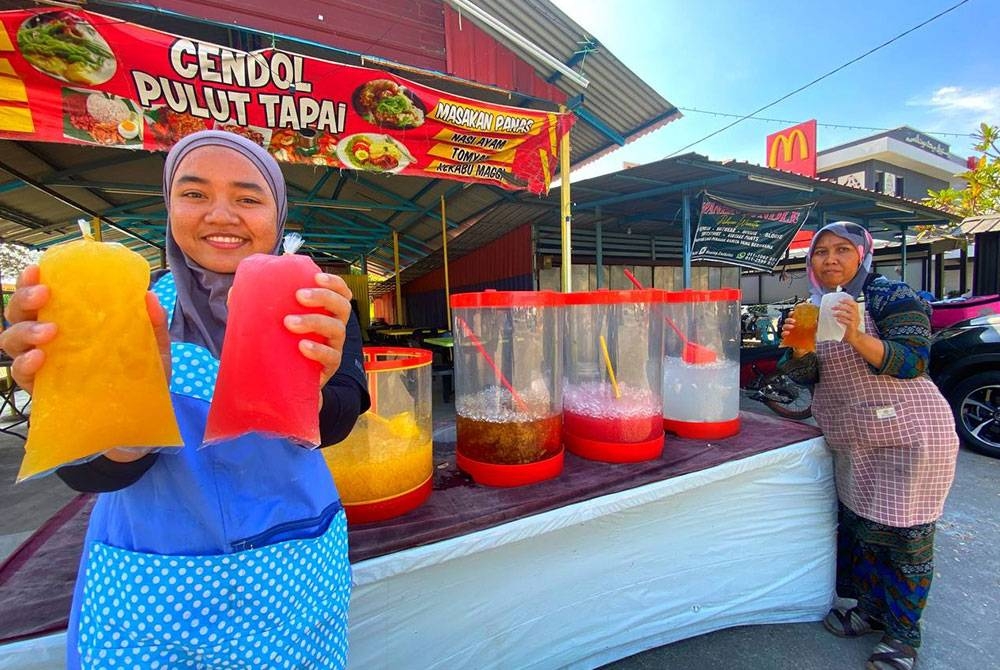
[[1, 386, 998, 670]]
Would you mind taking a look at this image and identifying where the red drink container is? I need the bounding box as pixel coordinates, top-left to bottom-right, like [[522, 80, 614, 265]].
[[562, 289, 666, 463], [204, 252, 326, 446]]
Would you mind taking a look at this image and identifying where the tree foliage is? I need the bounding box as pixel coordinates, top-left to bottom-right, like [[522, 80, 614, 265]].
[[0, 243, 40, 285], [924, 122, 1000, 217]]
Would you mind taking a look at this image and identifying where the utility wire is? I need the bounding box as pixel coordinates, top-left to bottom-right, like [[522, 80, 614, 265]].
[[667, 0, 972, 156], [677, 107, 975, 139]]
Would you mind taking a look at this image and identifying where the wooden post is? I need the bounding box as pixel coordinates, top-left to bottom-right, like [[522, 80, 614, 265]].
[[559, 107, 572, 293]]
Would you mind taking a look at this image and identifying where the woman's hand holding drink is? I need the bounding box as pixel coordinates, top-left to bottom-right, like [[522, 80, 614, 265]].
[[779, 302, 820, 356], [2, 227, 182, 481], [204, 234, 353, 447], [283, 272, 354, 389]]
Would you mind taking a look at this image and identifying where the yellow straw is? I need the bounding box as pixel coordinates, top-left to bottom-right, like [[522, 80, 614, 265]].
[[599, 335, 621, 399]]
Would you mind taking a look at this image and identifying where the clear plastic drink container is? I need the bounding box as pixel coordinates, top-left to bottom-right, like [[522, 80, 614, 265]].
[[451, 290, 563, 487], [662, 289, 742, 439], [562, 289, 666, 462], [323, 347, 433, 523]]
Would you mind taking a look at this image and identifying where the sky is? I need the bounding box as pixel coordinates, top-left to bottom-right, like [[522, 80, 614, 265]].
[[548, 0, 1000, 182]]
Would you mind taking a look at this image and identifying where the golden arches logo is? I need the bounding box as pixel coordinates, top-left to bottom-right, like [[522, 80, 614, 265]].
[[768, 129, 810, 166]]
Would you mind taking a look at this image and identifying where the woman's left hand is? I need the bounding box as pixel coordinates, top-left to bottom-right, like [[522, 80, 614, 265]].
[[831, 295, 862, 345], [284, 273, 353, 388]]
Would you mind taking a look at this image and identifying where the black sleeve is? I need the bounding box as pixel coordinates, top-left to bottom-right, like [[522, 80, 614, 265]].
[[318, 311, 370, 446], [56, 453, 160, 493]]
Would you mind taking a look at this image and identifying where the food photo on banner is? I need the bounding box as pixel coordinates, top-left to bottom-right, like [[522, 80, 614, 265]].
[[690, 192, 816, 272], [0, 7, 574, 194]]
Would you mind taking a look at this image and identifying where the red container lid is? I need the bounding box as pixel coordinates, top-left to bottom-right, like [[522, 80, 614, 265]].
[[451, 290, 564, 308], [665, 288, 741, 303], [362, 347, 432, 371], [561, 288, 667, 305]]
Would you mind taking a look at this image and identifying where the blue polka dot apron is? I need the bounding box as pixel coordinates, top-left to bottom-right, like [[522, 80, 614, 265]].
[[67, 273, 351, 669]]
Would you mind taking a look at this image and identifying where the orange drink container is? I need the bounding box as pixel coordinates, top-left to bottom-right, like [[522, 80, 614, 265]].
[[323, 347, 433, 524], [204, 235, 326, 447], [19, 229, 182, 481], [779, 302, 820, 354]]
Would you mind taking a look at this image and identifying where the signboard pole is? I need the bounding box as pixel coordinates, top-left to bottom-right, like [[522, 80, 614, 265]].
[[682, 192, 692, 288], [441, 196, 451, 329], [560, 108, 572, 293]]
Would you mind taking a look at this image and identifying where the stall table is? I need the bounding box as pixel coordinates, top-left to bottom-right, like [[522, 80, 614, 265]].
[[0, 412, 833, 669]]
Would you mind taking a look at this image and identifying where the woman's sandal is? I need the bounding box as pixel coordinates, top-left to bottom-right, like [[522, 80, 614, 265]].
[[866, 636, 917, 670], [823, 606, 883, 637]]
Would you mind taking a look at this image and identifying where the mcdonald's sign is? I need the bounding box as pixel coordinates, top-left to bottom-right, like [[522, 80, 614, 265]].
[[766, 120, 817, 177]]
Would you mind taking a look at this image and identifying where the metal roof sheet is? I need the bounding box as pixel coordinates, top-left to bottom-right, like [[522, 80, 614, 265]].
[[961, 214, 1000, 235], [467, 0, 681, 165]]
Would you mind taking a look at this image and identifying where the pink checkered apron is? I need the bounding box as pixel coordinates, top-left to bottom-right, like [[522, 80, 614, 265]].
[[812, 313, 959, 527]]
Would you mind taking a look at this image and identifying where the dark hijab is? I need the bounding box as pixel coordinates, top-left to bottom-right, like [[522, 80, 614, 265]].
[[162, 130, 287, 357]]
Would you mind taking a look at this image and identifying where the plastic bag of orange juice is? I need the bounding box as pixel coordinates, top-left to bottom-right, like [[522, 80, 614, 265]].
[[18, 224, 182, 481]]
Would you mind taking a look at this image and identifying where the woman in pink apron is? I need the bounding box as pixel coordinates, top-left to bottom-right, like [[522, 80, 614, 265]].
[[781, 221, 958, 670]]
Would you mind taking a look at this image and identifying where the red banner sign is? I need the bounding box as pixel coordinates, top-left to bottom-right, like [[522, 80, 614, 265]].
[[765, 119, 816, 177], [0, 9, 573, 194]]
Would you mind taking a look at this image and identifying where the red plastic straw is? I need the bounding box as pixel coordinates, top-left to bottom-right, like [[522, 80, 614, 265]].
[[456, 316, 530, 414], [623, 268, 643, 290]]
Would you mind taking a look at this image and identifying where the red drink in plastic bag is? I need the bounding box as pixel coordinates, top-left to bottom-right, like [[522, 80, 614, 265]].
[[204, 235, 326, 446]]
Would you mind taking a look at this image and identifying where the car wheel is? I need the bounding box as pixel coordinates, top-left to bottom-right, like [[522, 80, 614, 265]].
[[947, 371, 1000, 459]]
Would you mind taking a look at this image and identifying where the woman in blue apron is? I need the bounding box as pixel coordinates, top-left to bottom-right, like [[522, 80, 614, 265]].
[[1, 130, 369, 668]]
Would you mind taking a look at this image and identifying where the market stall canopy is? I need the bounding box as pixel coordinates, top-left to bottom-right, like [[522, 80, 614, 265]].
[[0, 0, 680, 281], [393, 153, 962, 283]]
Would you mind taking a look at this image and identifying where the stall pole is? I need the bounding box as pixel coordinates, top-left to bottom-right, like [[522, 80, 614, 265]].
[[393, 231, 403, 324], [595, 219, 604, 289], [682, 192, 692, 288], [959, 245, 968, 294], [560, 111, 572, 293], [934, 252, 944, 298], [441, 196, 452, 329], [899, 225, 907, 284]]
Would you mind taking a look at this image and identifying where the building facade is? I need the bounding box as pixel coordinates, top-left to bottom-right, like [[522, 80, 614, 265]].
[[816, 126, 968, 200]]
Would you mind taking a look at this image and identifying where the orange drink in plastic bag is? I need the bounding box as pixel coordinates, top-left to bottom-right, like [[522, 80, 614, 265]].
[[19, 230, 182, 481], [779, 302, 820, 354]]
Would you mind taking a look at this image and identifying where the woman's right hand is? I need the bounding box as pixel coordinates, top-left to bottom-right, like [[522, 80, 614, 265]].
[[0, 265, 56, 395]]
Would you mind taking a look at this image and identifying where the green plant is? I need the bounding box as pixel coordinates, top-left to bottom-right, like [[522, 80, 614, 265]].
[[923, 123, 1000, 217]]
